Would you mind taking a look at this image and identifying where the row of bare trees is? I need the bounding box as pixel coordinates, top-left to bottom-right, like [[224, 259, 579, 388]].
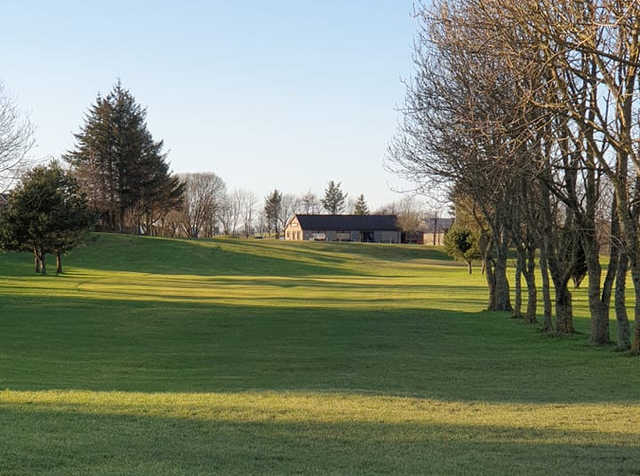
[[154, 173, 258, 239], [390, 0, 640, 352]]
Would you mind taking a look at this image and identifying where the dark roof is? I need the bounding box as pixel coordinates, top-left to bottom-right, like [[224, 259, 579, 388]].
[[293, 214, 399, 231]]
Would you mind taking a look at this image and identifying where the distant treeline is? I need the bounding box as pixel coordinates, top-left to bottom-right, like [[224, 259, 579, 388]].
[[59, 82, 445, 238], [0, 81, 447, 248]]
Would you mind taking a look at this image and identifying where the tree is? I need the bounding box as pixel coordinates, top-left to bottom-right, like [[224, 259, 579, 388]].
[[452, 0, 635, 343], [375, 197, 424, 231], [179, 172, 226, 238], [238, 190, 257, 237], [65, 81, 182, 232], [0, 161, 92, 274], [219, 189, 247, 236], [301, 191, 321, 214], [264, 189, 282, 238], [391, 0, 640, 340], [395, 197, 423, 232], [131, 152, 185, 235], [279, 193, 302, 232], [444, 226, 481, 274], [321, 181, 347, 214], [0, 82, 34, 190], [388, 1, 528, 313], [353, 194, 369, 215]]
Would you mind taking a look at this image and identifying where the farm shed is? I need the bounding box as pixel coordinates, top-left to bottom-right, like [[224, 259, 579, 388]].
[[284, 214, 401, 243]]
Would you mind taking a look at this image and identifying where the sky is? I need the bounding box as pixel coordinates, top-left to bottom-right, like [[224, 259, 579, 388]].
[[3, 1, 418, 210]]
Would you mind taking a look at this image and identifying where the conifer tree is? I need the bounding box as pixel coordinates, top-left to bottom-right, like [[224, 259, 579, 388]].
[[0, 161, 93, 274], [353, 194, 369, 215], [321, 180, 347, 214], [65, 81, 183, 232], [264, 189, 282, 237]]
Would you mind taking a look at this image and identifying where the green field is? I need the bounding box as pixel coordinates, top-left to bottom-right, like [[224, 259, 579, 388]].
[[0, 234, 638, 475]]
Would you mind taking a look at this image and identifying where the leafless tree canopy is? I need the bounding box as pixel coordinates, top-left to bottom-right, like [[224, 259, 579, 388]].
[[0, 83, 34, 191], [179, 172, 226, 238], [390, 0, 640, 351]]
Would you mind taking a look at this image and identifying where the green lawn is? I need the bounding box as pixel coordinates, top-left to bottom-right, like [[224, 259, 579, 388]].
[[0, 234, 638, 475]]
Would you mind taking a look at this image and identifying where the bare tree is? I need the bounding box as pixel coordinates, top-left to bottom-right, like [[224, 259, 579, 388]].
[[219, 189, 248, 236], [391, 0, 640, 342], [389, 3, 517, 312], [0, 83, 34, 191], [301, 191, 321, 214], [179, 172, 226, 239], [238, 190, 257, 237], [467, 0, 639, 346], [279, 193, 302, 232]]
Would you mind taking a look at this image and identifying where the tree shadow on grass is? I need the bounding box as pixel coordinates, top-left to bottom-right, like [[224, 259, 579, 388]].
[[0, 234, 454, 279], [0, 279, 489, 308], [0, 293, 637, 404], [0, 236, 362, 278], [0, 403, 637, 475], [225, 238, 453, 263]]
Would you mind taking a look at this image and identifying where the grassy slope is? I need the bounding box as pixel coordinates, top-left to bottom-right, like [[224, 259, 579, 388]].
[[0, 234, 638, 475]]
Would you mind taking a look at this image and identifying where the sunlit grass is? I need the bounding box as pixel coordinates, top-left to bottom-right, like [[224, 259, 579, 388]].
[[0, 233, 638, 475]]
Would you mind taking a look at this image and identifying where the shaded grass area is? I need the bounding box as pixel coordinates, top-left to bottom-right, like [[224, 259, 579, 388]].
[[3, 391, 639, 476], [0, 296, 637, 403], [0, 233, 639, 475]]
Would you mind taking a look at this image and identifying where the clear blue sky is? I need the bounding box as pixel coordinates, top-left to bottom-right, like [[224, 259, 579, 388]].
[[3, 1, 417, 209]]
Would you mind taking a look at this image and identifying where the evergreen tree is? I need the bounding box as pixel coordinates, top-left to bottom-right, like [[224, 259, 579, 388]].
[[353, 194, 369, 215], [444, 225, 481, 274], [134, 152, 185, 235], [264, 189, 282, 238], [64, 81, 183, 232], [0, 161, 93, 274], [321, 180, 347, 214]]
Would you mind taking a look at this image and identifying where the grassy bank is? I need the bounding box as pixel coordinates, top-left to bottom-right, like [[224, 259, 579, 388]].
[[0, 234, 638, 475]]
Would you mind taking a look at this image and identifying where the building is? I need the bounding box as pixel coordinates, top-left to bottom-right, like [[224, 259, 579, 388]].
[[422, 217, 454, 245], [284, 214, 401, 243]]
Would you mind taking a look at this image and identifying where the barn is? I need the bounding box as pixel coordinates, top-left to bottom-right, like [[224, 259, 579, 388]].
[[284, 214, 401, 243]]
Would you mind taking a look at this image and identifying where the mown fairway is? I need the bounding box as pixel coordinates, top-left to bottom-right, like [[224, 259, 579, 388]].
[[0, 234, 639, 475]]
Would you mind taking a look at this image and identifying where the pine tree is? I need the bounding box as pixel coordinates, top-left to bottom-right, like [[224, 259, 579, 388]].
[[353, 194, 369, 215], [264, 189, 282, 238], [321, 180, 347, 214], [65, 81, 183, 232]]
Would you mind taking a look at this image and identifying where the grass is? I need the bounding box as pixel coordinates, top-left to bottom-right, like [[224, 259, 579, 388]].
[[0, 233, 638, 475]]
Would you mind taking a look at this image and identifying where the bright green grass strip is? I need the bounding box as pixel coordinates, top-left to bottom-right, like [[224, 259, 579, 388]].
[[0, 233, 638, 475], [1, 390, 639, 475]]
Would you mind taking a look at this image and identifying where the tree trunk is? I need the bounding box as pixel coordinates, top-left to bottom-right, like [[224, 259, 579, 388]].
[[56, 251, 63, 274], [631, 266, 640, 355], [493, 240, 512, 312], [485, 255, 496, 311], [119, 206, 126, 233], [34, 249, 41, 273], [585, 236, 610, 345], [524, 270, 537, 324], [615, 251, 630, 350], [467, 260, 472, 274], [512, 253, 523, 318], [555, 281, 574, 335], [612, 178, 639, 354], [539, 249, 553, 332], [40, 252, 46, 275]]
